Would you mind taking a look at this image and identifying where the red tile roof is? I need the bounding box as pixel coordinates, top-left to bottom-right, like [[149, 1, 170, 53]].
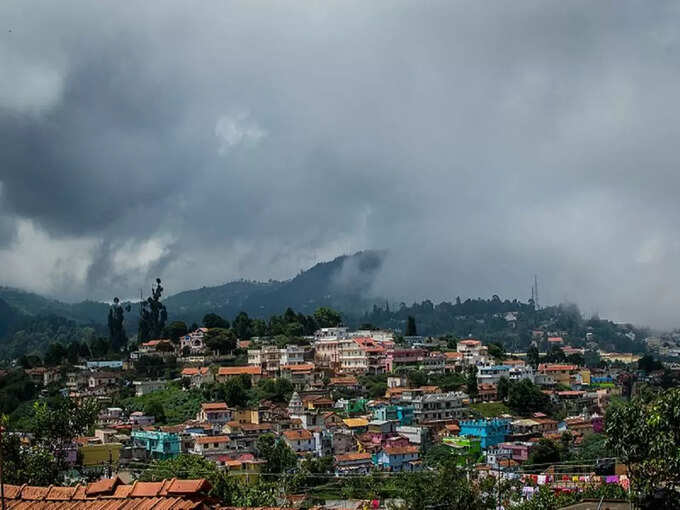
[[282, 429, 313, 440], [201, 402, 229, 411], [218, 366, 262, 376], [335, 452, 372, 462], [384, 445, 419, 455], [181, 367, 210, 376], [194, 435, 231, 444], [3, 478, 211, 509]]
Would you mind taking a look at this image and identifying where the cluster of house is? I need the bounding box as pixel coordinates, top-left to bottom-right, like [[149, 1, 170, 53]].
[[13, 326, 636, 479]]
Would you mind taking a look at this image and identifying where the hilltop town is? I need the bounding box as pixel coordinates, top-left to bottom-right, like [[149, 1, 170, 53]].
[[2, 301, 678, 510]]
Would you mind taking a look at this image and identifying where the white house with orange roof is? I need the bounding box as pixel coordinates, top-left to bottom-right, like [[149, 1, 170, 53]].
[[456, 339, 489, 365]]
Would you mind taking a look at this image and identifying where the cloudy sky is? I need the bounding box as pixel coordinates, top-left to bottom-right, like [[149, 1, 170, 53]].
[[2, 1, 680, 327]]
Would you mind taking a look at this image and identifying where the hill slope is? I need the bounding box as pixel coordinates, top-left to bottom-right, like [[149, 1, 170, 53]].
[[164, 250, 386, 323]]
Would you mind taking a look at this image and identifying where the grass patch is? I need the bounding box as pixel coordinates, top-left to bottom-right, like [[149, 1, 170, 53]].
[[468, 401, 511, 418]]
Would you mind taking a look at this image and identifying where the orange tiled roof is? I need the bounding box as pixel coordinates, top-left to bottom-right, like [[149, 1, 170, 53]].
[[384, 445, 419, 455], [181, 367, 210, 376], [218, 366, 262, 376], [3, 477, 211, 509], [201, 402, 229, 411], [335, 452, 372, 462], [281, 363, 315, 371], [195, 435, 230, 444], [282, 429, 313, 440]]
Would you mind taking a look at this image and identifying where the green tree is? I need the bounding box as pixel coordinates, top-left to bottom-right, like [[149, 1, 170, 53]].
[[487, 342, 506, 360], [637, 354, 663, 373], [527, 438, 562, 465], [44, 342, 67, 366], [233, 311, 253, 339], [204, 328, 236, 354], [606, 388, 680, 506], [164, 321, 188, 344], [203, 313, 229, 329], [497, 376, 510, 401], [138, 278, 168, 342], [405, 315, 417, 336], [527, 345, 540, 369], [141, 454, 277, 506], [507, 379, 551, 415], [313, 307, 342, 328], [466, 366, 478, 400], [255, 433, 297, 473], [143, 399, 166, 423], [107, 297, 130, 350]]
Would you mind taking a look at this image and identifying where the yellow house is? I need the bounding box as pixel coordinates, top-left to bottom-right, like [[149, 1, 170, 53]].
[[579, 369, 591, 386], [79, 442, 122, 466], [234, 408, 260, 425]]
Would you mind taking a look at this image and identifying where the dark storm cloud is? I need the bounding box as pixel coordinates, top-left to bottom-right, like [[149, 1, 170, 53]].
[[2, 0, 680, 325]]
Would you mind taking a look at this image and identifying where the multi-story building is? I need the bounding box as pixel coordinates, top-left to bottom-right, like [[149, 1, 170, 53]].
[[216, 366, 262, 383], [385, 348, 428, 372], [131, 430, 181, 460], [459, 419, 510, 449], [197, 402, 233, 426], [374, 445, 420, 472], [354, 338, 387, 374], [180, 367, 214, 388], [509, 364, 535, 383], [456, 339, 489, 365], [338, 338, 368, 372], [192, 435, 233, 456], [477, 365, 511, 385], [179, 328, 209, 354], [248, 345, 306, 376], [407, 391, 468, 424], [537, 364, 580, 387], [282, 429, 315, 454]]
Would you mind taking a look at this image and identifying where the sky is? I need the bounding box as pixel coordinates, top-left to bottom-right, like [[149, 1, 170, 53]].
[[2, 1, 680, 328]]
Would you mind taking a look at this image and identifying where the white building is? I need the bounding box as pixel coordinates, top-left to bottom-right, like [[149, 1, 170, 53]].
[[180, 328, 208, 354], [477, 365, 511, 385], [456, 339, 489, 365], [282, 429, 315, 453]]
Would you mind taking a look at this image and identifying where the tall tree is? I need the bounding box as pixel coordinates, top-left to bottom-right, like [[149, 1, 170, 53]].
[[233, 311, 253, 339], [466, 366, 478, 400], [203, 313, 229, 329], [164, 321, 188, 344], [406, 315, 417, 336], [138, 278, 168, 343], [108, 297, 130, 350], [313, 307, 342, 328]]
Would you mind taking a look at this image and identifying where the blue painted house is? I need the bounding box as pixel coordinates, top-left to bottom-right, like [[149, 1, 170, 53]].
[[373, 445, 421, 472], [371, 404, 414, 426], [131, 430, 181, 459], [459, 419, 510, 449]]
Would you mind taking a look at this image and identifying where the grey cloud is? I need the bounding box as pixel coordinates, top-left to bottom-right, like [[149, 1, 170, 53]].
[[1, 1, 680, 326]]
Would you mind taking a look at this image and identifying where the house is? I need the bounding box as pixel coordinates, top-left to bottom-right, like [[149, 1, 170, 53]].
[[129, 411, 155, 426], [180, 328, 208, 354], [329, 375, 360, 391], [407, 391, 468, 424], [131, 430, 181, 459], [342, 417, 370, 434], [216, 365, 262, 383], [78, 441, 122, 467], [444, 351, 464, 371], [180, 367, 214, 387], [477, 365, 511, 385], [197, 402, 233, 426], [537, 364, 580, 387], [441, 435, 482, 464], [282, 429, 315, 453], [138, 339, 175, 356], [88, 371, 122, 389], [375, 445, 420, 472], [248, 345, 306, 376], [456, 339, 489, 365], [1, 477, 214, 510], [335, 452, 373, 475], [133, 379, 166, 396], [192, 435, 232, 456], [371, 404, 414, 425], [459, 419, 510, 449], [280, 363, 316, 389], [477, 383, 498, 402]]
